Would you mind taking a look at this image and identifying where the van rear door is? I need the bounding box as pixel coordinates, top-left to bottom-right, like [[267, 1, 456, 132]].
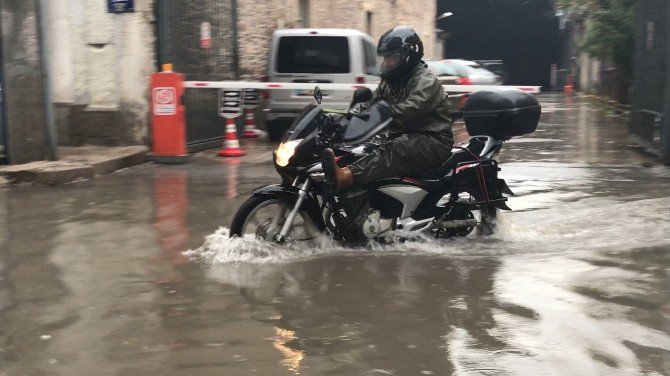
[[271, 35, 354, 109]]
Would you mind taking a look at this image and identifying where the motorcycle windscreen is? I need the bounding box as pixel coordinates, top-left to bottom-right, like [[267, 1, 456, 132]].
[[342, 101, 393, 144], [283, 104, 322, 142]]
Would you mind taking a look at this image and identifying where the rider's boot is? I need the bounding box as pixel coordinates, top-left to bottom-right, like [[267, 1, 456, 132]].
[[322, 148, 353, 193]]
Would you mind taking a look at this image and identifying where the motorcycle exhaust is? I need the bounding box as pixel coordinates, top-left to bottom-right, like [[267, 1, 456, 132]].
[[439, 219, 479, 229]]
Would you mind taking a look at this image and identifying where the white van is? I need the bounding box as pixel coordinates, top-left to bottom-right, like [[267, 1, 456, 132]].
[[263, 28, 379, 140]]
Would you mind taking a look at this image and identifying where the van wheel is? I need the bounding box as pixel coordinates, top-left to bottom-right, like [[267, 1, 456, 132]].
[[266, 120, 290, 142]]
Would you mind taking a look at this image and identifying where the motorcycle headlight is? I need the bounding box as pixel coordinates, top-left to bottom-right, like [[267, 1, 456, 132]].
[[275, 139, 302, 167]]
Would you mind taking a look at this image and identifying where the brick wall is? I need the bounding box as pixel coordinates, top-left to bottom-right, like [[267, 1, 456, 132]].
[[631, 0, 667, 157], [236, 0, 437, 79]]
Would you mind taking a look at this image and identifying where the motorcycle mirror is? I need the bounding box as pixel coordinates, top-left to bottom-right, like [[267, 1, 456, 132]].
[[350, 87, 373, 108], [314, 86, 323, 104]]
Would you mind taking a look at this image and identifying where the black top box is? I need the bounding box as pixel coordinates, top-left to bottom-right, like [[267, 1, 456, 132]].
[[462, 90, 541, 139]]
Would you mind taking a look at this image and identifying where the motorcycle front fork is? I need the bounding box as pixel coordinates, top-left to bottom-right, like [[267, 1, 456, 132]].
[[274, 178, 311, 243]]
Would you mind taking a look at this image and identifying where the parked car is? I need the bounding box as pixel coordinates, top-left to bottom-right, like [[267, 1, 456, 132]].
[[425, 60, 461, 85], [445, 58, 481, 68], [263, 28, 379, 141], [441, 59, 502, 86], [425, 60, 469, 111]]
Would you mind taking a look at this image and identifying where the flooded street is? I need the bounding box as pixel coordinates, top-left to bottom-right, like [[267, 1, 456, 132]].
[[1, 94, 669, 375]]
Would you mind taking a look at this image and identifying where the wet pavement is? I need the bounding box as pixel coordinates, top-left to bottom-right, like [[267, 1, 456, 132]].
[[0, 94, 669, 375]]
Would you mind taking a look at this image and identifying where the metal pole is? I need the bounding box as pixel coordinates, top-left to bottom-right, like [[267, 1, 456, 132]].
[[36, 0, 58, 161], [0, 7, 8, 164], [231, 0, 240, 80], [156, 0, 170, 69]]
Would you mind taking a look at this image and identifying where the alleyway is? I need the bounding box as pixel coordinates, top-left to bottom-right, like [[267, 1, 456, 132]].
[[0, 94, 668, 375]]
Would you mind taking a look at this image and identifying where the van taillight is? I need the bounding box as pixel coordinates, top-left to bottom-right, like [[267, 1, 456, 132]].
[[355, 76, 365, 84], [261, 75, 270, 99]]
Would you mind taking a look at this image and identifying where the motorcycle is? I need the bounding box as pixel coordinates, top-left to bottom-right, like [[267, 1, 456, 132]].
[[230, 87, 541, 245]]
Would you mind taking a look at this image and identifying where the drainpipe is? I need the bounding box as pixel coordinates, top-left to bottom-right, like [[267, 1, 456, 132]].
[[157, 0, 169, 70], [36, 0, 58, 161], [231, 0, 239, 80]]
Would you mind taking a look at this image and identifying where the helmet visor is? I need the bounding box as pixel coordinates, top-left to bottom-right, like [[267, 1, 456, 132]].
[[378, 52, 404, 76]]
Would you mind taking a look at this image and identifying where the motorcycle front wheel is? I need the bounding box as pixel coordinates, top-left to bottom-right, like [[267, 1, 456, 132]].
[[229, 195, 320, 243]]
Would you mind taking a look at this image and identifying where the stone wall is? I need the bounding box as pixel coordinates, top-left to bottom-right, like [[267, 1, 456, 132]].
[[236, 0, 437, 79], [0, 0, 48, 163]]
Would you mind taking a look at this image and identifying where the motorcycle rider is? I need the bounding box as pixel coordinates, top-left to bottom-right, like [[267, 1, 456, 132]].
[[323, 26, 454, 192]]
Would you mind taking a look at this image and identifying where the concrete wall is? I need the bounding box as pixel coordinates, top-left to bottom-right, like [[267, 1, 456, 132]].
[[45, 0, 155, 146], [236, 0, 437, 79], [0, 0, 48, 163]]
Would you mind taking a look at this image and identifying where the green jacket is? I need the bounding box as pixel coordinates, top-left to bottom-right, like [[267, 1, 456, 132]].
[[373, 62, 453, 146]]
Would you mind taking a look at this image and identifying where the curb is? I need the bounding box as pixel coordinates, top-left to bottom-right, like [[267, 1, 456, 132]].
[[0, 146, 148, 186], [583, 94, 632, 114]]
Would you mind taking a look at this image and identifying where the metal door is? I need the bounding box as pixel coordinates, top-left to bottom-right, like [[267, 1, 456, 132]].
[[156, 0, 240, 151]]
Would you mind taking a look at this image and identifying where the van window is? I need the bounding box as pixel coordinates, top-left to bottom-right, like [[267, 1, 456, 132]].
[[276, 36, 350, 74], [363, 40, 377, 75]]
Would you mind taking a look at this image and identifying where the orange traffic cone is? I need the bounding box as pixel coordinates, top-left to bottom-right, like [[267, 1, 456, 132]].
[[242, 109, 262, 138], [218, 118, 246, 157]]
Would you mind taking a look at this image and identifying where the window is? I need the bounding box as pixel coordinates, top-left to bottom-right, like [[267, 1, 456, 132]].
[[276, 36, 350, 74], [366, 11, 373, 36]]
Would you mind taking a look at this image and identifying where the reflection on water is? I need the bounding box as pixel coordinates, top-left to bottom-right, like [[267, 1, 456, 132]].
[[153, 170, 190, 266], [271, 327, 304, 374]]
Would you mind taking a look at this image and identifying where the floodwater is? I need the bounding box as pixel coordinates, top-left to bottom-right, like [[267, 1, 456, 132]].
[[0, 94, 669, 375]]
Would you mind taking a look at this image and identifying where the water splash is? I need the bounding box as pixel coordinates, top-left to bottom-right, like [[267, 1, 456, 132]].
[[185, 197, 670, 264]]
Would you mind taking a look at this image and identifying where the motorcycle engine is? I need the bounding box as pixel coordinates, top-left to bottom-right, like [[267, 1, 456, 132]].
[[362, 210, 394, 239]]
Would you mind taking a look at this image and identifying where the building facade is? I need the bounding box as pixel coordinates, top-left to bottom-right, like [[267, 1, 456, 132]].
[[45, 0, 156, 147], [1, 0, 438, 163], [236, 0, 438, 79], [631, 0, 669, 164]]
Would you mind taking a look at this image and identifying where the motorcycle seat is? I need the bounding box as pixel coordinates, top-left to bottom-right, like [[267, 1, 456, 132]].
[[400, 176, 446, 192], [406, 148, 477, 180]]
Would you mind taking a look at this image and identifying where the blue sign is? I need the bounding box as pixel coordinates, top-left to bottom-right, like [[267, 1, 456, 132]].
[[108, 0, 134, 13]]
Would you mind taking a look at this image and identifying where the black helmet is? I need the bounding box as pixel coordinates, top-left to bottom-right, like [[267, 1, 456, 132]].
[[377, 26, 424, 81]]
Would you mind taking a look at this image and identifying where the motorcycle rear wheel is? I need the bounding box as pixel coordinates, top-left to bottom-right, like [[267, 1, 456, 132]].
[[459, 191, 498, 236], [229, 195, 319, 243]]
